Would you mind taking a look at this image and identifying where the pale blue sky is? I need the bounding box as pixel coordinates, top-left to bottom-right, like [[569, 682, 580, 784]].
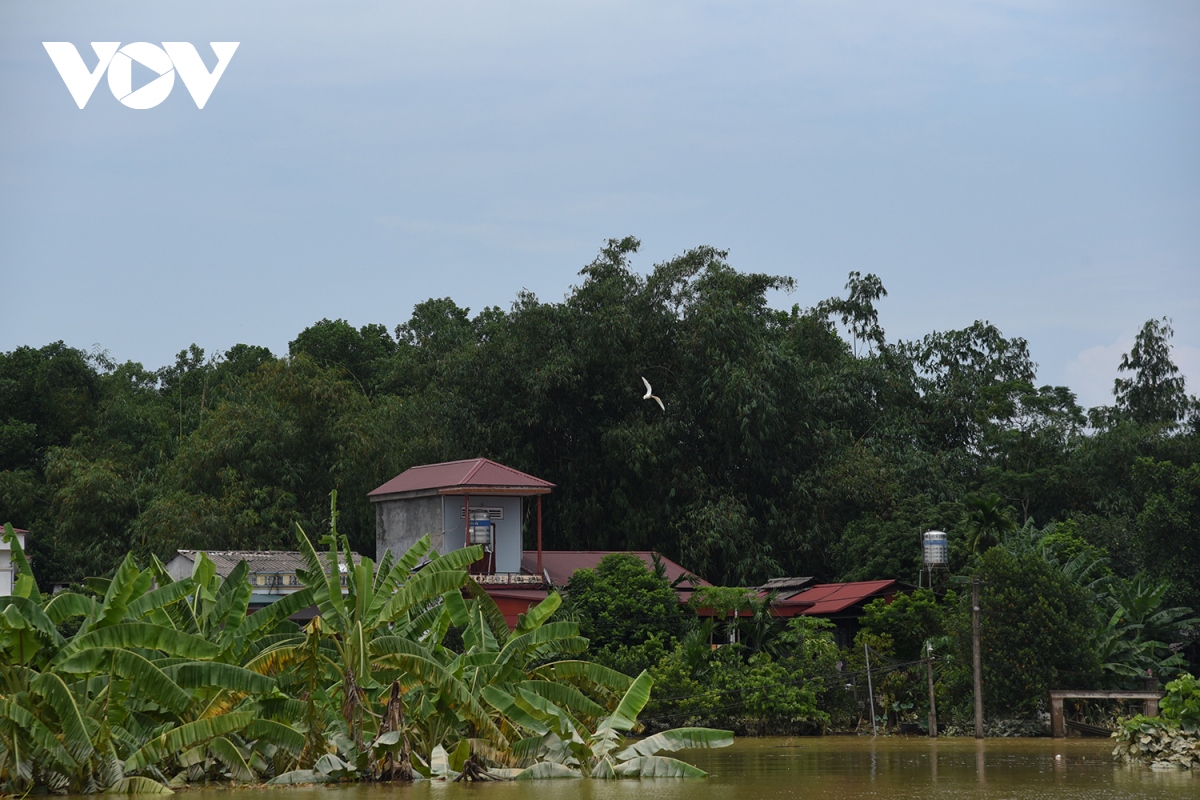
[[2, 1, 1197, 408]]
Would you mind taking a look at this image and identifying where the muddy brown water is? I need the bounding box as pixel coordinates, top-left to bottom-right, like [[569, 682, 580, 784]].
[[199, 736, 1197, 800]]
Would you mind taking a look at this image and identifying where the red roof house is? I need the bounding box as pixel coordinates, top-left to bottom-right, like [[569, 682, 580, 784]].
[[368, 458, 554, 499], [765, 579, 913, 647], [370, 458, 555, 581]]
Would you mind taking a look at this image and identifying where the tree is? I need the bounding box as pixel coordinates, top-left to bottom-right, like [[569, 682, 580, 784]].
[[836, 494, 965, 582], [963, 493, 1017, 555], [565, 554, 684, 674], [0, 342, 100, 472], [289, 320, 396, 394], [859, 588, 953, 663], [0, 524, 300, 794], [1133, 458, 1200, 609], [1111, 318, 1191, 426], [950, 547, 1101, 716]]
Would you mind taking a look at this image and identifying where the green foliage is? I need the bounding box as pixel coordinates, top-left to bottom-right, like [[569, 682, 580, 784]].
[[647, 616, 841, 734], [1, 243, 1198, 706], [837, 495, 964, 582], [859, 588, 954, 662], [1133, 458, 1200, 609], [1112, 318, 1192, 427], [1160, 672, 1200, 731], [1, 514, 709, 793], [289, 319, 397, 393], [1097, 574, 1196, 684], [497, 669, 733, 779], [1114, 673, 1200, 766], [565, 554, 684, 672], [948, 548, 1101, 716]]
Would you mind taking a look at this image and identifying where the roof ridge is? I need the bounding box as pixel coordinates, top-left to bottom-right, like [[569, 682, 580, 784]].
[[461, 458, 489, 484], [412, 458, 477, 470], [485, 458, 552, 485]]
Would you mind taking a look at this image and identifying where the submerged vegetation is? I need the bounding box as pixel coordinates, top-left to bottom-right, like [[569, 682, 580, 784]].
[[0, 520, 731, 794], [1113, 673, 1200, 770]]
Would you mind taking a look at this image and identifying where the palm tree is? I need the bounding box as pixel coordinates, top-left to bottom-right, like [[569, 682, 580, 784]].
[[964, 493, 1016, 554]]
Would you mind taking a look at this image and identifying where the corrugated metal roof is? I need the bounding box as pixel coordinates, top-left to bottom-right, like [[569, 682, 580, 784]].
[[776, 580, 900, 615], [520, 550, 708, 588], [174, 550, 362, 577], [759, 576, 814, 596], [368, 458, 555, 498]]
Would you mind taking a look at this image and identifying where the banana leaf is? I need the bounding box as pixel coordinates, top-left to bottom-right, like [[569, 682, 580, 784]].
[[104, 776, 174, 794], [616, 728, 733, 760], [612, 755, 708, 778], [125, 711, 254, 771], [514, 761, 582, 779]]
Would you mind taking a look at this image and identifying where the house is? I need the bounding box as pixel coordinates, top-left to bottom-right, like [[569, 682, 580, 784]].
[[0, 527, 29, 596], [370, 458, 553, 577], [369, 459, 714, 626], [759, 578, 915, 647], [526, 550, 705, 588], [164, 549, 363, 617]]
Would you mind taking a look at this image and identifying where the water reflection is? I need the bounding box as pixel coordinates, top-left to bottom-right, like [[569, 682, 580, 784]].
[[153, 737, 1196, 800]]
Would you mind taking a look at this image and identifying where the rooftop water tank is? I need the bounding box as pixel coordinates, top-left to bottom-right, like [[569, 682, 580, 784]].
[[922, 530, 948, 568], [469, 514, 494, 547]]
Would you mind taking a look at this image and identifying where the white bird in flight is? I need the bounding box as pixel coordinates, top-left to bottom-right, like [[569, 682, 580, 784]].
[[642, 377, 665, 411]]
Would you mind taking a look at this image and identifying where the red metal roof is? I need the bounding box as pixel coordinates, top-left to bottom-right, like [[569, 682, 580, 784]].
[[775, 580, 900, 615], [521, 550, 708, 588], [368, 458, 555, 498]]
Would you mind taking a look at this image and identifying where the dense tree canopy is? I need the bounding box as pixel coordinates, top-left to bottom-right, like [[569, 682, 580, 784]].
[[2, 238, 1198, 609]]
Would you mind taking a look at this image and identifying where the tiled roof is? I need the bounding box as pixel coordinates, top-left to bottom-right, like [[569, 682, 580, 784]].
[[174, 550, 362, 577], [520, 550, 708, 589], [369, 458, 554, 498]]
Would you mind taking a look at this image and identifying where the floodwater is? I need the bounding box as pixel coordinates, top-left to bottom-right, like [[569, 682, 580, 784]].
[[229, 736, 1197, 800]]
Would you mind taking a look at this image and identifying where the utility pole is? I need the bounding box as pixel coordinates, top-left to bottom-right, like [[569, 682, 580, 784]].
[[926, 642, 938, 739], [972, 576, 984, 739], [864, 643, 877, 737]]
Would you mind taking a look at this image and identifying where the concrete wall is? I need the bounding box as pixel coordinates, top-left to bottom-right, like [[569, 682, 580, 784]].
[[440, 494, 522, 573], [164, 554, 195, 583], [376, 494, 445, 562]]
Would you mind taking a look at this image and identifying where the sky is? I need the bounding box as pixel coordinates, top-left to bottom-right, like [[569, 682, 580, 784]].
[[2, 1, 1197, 410]]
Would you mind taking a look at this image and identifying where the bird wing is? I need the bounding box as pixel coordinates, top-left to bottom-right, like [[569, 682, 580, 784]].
[[653, 395, 665, 412], [642, 376, 653, 399]]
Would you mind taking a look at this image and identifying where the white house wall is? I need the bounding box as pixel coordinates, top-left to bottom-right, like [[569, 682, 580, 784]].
[[0, 532, 26, 596]]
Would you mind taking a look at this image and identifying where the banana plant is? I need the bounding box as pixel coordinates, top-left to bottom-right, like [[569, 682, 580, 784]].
[[484, 669, 733, 779], [264, 495, 510, 782], [0, 524, 300, 794], [385, 586, 633, 777]]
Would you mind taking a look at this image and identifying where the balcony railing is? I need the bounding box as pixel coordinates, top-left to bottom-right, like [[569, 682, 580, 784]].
[[472, 572, 545, 587]]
